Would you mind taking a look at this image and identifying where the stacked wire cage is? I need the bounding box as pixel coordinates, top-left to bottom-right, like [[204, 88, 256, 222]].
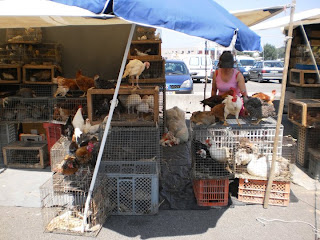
[[0, 123, 17, 166], [100, 126, 160, 215], [40, 170, 109, 237]]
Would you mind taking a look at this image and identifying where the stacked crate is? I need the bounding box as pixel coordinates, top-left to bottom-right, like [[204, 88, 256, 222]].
[[0, 123, 17, 166], [100, 126, 160, 215]]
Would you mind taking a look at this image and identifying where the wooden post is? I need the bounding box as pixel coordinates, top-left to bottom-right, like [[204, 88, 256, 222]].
[[263, 0, 296, 208]]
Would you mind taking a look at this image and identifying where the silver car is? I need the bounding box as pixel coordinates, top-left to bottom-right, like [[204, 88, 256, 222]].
[[248, 60, 284, 83]]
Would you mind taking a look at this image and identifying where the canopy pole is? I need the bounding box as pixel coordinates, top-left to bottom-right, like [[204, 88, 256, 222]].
[[81, 23, 136, 232], [299, 23, 320, 83], [204, 40, 208, 111], [263, 0, 295, 209]]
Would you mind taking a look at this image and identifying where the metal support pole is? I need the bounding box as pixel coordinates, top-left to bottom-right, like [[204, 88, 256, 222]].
[[81, 23, 136, 232], [204, 40, 208, 111], [263, 1, 295, 208]]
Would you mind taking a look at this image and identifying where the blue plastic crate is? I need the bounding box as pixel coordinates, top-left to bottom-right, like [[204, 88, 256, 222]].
[[295, 64, 320, 70]]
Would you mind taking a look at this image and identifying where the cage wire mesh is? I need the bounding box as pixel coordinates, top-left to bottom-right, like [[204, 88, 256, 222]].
[[40, 172, 110, 237], [50, 136, 71, 171], [6, 28, 42, 43], [25, 43, 62, 65], [191, 118, 287, 180], [51, 97, 87, 123], [3, 141, 48, 168], [1, 96, 50, 122], [0, 44, 25, 65], [19, 84, 57, 97], [0, 123, 17, 165]]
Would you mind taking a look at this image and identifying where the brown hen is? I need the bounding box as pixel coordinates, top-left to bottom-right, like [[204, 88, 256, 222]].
[[75, 70, 97, 97]]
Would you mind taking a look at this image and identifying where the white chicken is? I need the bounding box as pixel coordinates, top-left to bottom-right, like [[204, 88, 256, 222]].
[[166, 106, 189, 144], [247, 156, 281, 178], [136, 101, 150, 117], [234, 148, 258, 166], [122, 59, 150, 89], [126, 94, 142, 114], [54, 86, 69, 97], [142, 95, 154, 109], [83, 118, 100, 134], [205, 137, 230, 163], [72, 107, 84, 141], [222, 87, 243, 126]]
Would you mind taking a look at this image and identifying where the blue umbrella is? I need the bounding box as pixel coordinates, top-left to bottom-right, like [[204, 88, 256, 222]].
[[51, 0, 262, 51]]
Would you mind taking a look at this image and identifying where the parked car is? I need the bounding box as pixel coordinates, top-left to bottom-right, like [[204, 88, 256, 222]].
[[248, 60, 284, 83], [182, 54, 213, 83], [236, 55, 256, 72], [165, 59, 193, 94], [210, 62, 249, 83]]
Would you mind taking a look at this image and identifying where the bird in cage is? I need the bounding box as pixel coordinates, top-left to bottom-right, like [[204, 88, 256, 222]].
[[205, 137, 230, 163], [72, 106, 85, 142], [122, 59, 150, 89], [126, 93, 142, 114], [16, 88, 36, 98], [53, 155, 79, 176], [247, 155, 281, 178]]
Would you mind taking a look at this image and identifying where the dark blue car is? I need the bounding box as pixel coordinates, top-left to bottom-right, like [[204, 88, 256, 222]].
[[165, 60, 193, 94]]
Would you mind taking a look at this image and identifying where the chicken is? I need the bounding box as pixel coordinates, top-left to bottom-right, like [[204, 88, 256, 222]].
[[16, 88, 36, 98], [205, 137, 230, 163], [72, 107, 85, 141], [166, 106, 189, 144], [75, 141, 95, 165], [142, 95, 154, 109], [53, 155, 79, 176], [53, 86, 70, 97], [52, 76, 78, 90], [2, 72, 15, 80], [244, 97, 276, 125], [83, 118, 100, 134], [252, 90, 276, 105], [61, 116, 74, 141], [200, 89, 234, 108], [136, 101, 150, 117], [247, 155, 280, 178], [75, 70, 97, 97], [134, 48, 151, 56], [222, 88, 243, 126], [210, 103, 225, 123], [190, 111, 216, 125], [32, 70, 51, 81], [126, 94, 142, 114], [94, 76, 116, 89], [234, 141, 260, 166], [122, 59, 150, 89]]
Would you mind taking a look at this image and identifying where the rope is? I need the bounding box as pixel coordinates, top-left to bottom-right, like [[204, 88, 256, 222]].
[[256, 217, 320, 235]]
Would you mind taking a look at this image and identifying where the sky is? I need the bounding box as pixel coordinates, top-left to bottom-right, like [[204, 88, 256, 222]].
[[161, 0, 320, 50]]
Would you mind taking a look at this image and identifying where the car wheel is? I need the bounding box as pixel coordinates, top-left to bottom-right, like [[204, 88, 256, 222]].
[[258, 75, 263, 83]]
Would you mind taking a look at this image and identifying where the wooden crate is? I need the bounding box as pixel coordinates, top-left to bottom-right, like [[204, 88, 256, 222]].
[[87, 86, 159, 126], [238, 178, 290, 206], [127, 59, 165, 84], [0, 64, 21, 83], [3, 141, 48, 168], [128, 40, 162, 60], [23, 64, 61, 84], [288, 99, 320, 128], [289, 69, 320, 87]]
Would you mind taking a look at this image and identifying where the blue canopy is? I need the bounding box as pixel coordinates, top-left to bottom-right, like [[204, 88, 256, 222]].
[[51, 0, 262, 51]]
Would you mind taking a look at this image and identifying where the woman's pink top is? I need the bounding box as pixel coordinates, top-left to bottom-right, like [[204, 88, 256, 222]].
[[215, 69, 241, 96]]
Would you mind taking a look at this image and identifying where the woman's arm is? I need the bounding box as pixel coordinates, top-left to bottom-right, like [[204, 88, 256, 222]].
[[237, 72, 248, 97], [211, 71, 217, 96]]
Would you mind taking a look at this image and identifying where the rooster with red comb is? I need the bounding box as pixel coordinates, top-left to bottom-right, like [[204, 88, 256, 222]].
[[222, 87, 243, 126]]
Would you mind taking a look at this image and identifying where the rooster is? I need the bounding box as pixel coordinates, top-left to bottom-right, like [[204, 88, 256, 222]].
[[53, 155, 79, 176], [75, 70, 97, 97], [75, 141, 95, 165], [252, 90, 276, 105], [122, 59, 150, 89], [200, 89, 234, 108], [222, 88, 243, 126], [72, 107, 84, 142]]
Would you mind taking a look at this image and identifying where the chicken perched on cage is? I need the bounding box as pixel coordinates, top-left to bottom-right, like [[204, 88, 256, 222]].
[[93, 76, 116, 89], [252, 90, 276, 105], [200, 89, 234, 108], [122, 59, 150, 89], [210, 103, 225, 123], [244, 97, 276, 125], [222, 88, 243, 126], [75, 141, 96, 165], [190, 111, 216, 126], [75, 70, 97, 97], [53, 76, 79, 90], [53, 155, 79, 176]]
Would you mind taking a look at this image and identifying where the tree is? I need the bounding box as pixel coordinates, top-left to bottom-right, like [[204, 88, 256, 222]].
[[277, 47, 285, 60], [263, 43, 277, 60]]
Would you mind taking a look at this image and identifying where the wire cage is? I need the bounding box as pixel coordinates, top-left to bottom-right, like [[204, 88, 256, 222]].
[[50, 136, 71, 171], [0, 44, 25, 65], [25, 43, 62, 65], [51, 97, 87, 123], [19, 84, 57, 97], [1, 96, 50, 122], [191, 118, 285, 180], [128, 40, 162, 61], [0, 64, 21, 83], [87, 87, 159, 126], [282, 135, 297, 164], [23, 64, 61, 84], [288, 99, 320, 128], [100, 161, 159, 215], [308, 148, 320, 181], [102, 126, 161, 162], [6, 28, 42, 43], [3, 141, 48, 168], [40, 172, 109, 237], [0, 123, 17, 165]]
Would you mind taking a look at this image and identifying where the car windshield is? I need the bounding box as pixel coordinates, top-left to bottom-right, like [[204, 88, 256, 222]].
[[264, 62, 284, 68], [240, 60, 255, 66], [165, 62, 188, 75]]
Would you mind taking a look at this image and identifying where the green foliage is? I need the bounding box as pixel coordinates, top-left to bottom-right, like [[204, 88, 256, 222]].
[[263, 43, 277, 60]]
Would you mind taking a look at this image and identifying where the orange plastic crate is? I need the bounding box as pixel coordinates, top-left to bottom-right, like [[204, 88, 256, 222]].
[[193, 179, 229, 207], [43, 123, 61, 165], [238, 178, 290, 206]]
